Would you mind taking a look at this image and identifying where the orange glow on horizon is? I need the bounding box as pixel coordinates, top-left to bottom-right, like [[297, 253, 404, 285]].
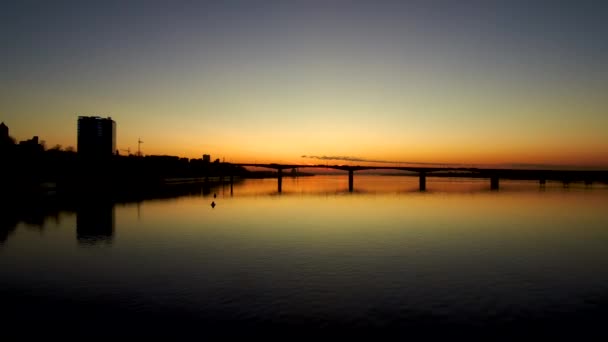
[[6, 123, 605, 169]]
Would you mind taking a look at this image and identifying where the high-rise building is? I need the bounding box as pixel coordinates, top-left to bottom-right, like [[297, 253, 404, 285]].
[[0, 122, 8, 139], [77, 116, 116, 158], [202, 154, 211, 163]]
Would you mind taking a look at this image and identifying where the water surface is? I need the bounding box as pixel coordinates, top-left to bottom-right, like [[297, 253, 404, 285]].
[[2, 176, 608, 337]]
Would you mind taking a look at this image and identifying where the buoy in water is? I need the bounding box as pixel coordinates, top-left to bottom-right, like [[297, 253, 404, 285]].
[[211, 201, 216, 208]]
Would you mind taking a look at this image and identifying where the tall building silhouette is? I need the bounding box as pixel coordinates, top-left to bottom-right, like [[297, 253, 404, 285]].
[[77, 116, 116, 158], [0, 122, 8, 139]]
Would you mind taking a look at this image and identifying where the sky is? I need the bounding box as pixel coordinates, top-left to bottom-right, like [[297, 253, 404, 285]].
[[1, 0, 607, 167]]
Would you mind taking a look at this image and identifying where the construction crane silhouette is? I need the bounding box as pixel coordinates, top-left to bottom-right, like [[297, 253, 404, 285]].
[[137, 138, 144, 157]]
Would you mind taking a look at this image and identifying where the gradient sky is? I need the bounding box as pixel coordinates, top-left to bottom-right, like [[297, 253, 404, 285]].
[[2, 0, 607, 167]]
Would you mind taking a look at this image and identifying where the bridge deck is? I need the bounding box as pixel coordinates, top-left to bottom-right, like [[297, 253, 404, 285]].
[[233, 163, 608, 182]]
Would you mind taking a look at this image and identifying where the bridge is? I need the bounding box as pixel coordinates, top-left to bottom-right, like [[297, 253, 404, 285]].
[[230, 163, 608, 193]]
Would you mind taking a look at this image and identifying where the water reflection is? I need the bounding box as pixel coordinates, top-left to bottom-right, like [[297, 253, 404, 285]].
[[0, 180, 234, 245], [0, 198, 67, 245], [0, 215, 17, 244], [1, 176, 606, 247], [77, 202, 115, 245], [229, 175, 608, 196]]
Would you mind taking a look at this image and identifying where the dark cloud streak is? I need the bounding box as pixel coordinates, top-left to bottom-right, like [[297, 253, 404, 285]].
[[300, 155, 599, 170], [300, 155, 447, 166]]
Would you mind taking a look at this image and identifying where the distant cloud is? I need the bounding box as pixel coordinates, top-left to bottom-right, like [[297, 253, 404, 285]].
[[300, 155, 446, 166], [299, 155, 598, 170]]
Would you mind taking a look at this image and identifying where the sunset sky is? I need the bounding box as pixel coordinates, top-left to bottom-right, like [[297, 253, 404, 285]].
[[2, 1, 607, 167]]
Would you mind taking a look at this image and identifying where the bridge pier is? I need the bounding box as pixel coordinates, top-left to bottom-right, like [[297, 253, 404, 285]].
[[419, 172, 426, 191], [230, 175, 234, 196], [490, 176, 499, 190], [231, 164, 606, 193]]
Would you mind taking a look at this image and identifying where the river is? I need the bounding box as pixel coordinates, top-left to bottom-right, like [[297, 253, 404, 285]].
[[2, 175, 608, 338]]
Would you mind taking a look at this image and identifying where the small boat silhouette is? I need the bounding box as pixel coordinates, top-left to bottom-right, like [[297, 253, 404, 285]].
[[211, 201, 216, 208]]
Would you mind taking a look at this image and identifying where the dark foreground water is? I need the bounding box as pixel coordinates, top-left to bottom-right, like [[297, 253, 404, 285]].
[[2, 176, 608, 338]]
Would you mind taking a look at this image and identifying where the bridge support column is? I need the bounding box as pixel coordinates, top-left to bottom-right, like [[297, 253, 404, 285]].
[[230, 175, 234, 196], [277, 168, 283, 193], [490, 176, 499, 190], [419, 172, 426, 191], [348, 170, 354, 192]]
